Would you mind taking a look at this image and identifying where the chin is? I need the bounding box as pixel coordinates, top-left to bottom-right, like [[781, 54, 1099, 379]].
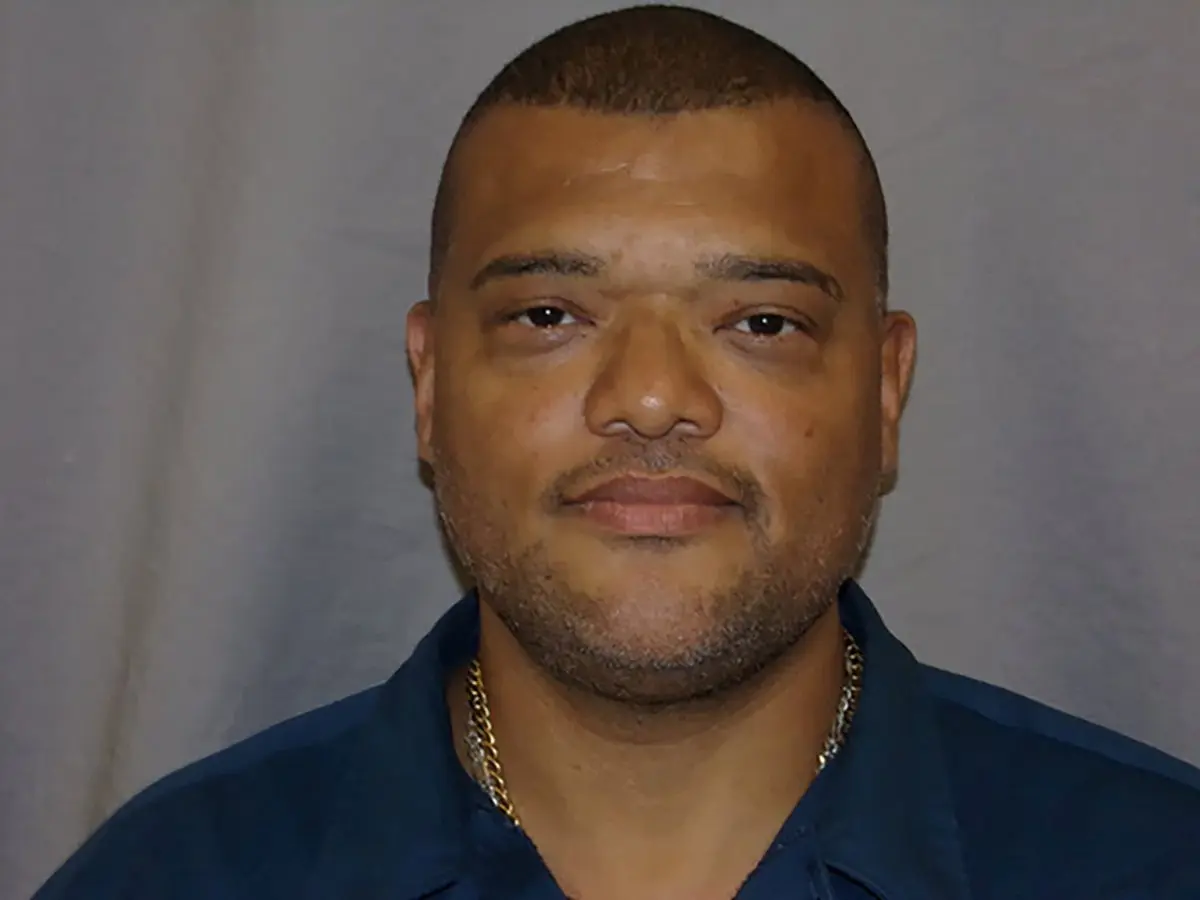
[[553, 529, 748, 580], [474, 519, 842, 704], [563, 571, 737, 626], [490, 563, 830, 706], [591, 595, 717, 646], [545, 616, 794, 707]]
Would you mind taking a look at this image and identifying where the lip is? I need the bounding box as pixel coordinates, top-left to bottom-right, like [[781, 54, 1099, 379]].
[[569, 475, 738, 506], [563, 475, 740, 537]]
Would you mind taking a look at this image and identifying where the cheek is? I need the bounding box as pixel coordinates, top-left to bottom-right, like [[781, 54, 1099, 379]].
[[724, 373, 880, 520], [435, 363, 584, 501]]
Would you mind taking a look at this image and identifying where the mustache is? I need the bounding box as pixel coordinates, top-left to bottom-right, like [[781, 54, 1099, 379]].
[[543, 439, 765, 514]]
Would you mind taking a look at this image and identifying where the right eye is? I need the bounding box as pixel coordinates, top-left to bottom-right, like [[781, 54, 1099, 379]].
[[731, 312, 805, 338], [510, 306, 580, 329]]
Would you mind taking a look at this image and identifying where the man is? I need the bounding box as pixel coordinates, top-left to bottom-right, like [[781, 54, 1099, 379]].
[[35, 5, 1200, 899]]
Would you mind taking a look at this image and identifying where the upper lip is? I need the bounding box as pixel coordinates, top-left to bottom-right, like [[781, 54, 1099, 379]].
[[566, 475, 739, 506]]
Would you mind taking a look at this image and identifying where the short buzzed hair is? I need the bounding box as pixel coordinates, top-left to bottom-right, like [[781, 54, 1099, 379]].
[[429, 4, 889, 299]]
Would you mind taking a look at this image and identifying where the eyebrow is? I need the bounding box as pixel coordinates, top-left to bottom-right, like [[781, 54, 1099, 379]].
[[697, 253, 844, 301], [468, 249, 843, 301], [468, 252, 605, 290]]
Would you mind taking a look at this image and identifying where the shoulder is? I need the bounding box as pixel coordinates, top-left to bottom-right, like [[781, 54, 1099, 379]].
[[924, 667, 1200, 897], [34, 686, 382, 900]]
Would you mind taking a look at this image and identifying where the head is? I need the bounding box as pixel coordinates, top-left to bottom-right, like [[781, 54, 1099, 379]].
[[407, 5, 916, 706]]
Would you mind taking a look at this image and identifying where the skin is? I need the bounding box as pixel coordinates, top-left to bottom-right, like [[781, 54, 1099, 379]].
[[407, 100, 916, 900]]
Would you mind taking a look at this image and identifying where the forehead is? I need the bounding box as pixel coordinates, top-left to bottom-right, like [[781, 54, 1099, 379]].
[[443, 101, 870, 289]]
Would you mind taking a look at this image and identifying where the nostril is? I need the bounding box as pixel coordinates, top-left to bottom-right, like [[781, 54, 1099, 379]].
[[582, 325, 723, 440]]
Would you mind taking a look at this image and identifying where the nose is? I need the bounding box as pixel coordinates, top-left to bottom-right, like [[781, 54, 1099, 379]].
[[583, 311, 723, 441]]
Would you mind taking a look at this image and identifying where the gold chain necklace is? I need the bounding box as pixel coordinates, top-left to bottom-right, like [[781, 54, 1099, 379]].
[[465, 631, 865, 829]]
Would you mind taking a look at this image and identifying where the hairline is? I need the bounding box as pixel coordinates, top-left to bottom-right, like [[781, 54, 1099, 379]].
[[428, 98, 888, 307]]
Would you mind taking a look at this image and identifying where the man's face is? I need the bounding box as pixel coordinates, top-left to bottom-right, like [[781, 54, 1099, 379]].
[[409, 101, 915, 703]]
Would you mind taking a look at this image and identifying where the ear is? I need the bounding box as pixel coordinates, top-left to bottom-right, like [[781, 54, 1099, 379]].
[[406, 300, 436, 465], [879, 310, 917, 494]]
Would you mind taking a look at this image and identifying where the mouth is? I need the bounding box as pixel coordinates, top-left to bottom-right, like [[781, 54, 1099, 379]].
[[561, 475, 742, 537]]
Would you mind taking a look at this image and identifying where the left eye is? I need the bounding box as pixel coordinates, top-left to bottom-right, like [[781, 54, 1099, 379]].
[[732, 313, 803, 337], [513, 306, 580, 328]]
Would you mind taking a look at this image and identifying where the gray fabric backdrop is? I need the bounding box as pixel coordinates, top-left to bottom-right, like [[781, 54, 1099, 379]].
[[2, 2, 1197, 897]]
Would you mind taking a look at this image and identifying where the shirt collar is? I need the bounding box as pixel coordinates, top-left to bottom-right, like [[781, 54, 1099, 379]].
[[308, 582, 972, 900], [305, 597, 478, 899], [815, 580, 974, 900]]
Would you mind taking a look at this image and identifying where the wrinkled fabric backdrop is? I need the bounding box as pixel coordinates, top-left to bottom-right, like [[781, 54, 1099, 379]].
[[2, 1, 1197, 897]]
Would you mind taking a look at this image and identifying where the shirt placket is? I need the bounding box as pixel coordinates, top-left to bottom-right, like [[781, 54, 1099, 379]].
[[733, 826, 841, 900]]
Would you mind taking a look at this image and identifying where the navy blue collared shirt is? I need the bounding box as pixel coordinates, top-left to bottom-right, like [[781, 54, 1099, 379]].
[[34, 582, 1200, 898]]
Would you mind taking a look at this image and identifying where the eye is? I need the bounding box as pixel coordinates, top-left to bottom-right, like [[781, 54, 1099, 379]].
[[731, 313, 805, 337], [511, 305, 580, 329]]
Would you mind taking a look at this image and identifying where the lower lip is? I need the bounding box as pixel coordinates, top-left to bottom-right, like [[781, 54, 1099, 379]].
[[568, 501, 737, 536]]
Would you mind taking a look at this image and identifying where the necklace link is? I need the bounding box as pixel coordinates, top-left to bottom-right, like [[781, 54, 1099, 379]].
[[466, 631, 864, 829]]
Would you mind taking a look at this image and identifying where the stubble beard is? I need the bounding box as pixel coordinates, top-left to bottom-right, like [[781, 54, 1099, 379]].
[[433, 453, 879, 708]]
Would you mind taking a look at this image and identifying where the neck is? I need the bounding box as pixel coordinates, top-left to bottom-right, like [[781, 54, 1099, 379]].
[[449, 600, 847, 900]]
